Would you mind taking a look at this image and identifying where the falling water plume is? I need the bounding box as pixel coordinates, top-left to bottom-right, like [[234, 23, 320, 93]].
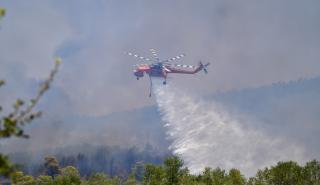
[[153, 80, 305, 176]]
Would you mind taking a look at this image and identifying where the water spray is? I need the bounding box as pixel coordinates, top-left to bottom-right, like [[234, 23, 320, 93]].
[[153, 81, 305, 176]]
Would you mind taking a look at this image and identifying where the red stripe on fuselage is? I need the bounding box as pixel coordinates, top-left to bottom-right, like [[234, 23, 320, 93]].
[[137, 65, 150, 72]]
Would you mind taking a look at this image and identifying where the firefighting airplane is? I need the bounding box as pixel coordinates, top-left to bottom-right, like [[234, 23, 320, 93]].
[[127, 49, 210, 97]]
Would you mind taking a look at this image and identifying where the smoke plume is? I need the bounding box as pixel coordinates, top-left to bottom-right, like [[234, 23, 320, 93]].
[[154, 80, 306, 176]]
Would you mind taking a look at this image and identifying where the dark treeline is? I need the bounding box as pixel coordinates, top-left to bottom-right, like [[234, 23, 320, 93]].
[[11, 144, 169, 179], [57, 145, 167, 178], [7, 156, 320, 185]]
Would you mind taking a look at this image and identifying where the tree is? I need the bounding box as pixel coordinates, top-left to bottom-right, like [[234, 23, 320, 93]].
[[202, 167, 213, 185], [178, 168, 197, 185], [268, 161, 303, 185], [84, 173, 109, 185], [163, 156, 183, 185], [227, 168, 246, 185], [125, 170, 138, 185], [11, 171, 36, 185], [84, 173, 121, 185], [54, 166, 81, 185], [211, 168, 229, 185], [247, 168, 269, 185], [143, 163, 165, 185], [44, 156, 60, 177], [125, 163, 144, 185], [199, 167, 228, 185], [36, 175, 54, 185], [0, 154, 14, 177], [6, 155, 320, 185], [302, 160, 320, 185]]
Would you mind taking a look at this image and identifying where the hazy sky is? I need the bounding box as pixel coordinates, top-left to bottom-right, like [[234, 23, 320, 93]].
[[1, 0, 319, 116]]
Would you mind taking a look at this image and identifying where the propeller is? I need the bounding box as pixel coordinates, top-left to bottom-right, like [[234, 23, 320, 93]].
[[127, 52, 153, 62], [173, 64, 195, 68], [163, 66, 171, 72], [200, 61, 210, 74], [127, 50, 186, 64], [166, 54, 186, 62], [149, 49, 160, 61]]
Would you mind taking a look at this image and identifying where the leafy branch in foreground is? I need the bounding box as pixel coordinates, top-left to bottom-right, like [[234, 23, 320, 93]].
[[0, 7, 5, 17], [0, 58, 61, 176], [0, 58, 61, 138]]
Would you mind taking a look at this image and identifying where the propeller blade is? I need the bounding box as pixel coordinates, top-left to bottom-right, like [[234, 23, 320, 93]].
[[167, 54, 186, 62], [201, 62, 210, 74], [127, 52, 152, 62], [163, 66, 171, 72], [174, 64, 195, 68], [149, 49, 159, 61]]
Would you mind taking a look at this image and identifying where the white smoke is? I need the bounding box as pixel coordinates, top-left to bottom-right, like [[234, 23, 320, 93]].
[[153, 80, 306, 176]]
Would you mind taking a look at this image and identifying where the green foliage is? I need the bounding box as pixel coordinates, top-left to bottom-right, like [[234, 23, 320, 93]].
[[36, 175, 54, 185], [246, 169, 269, 185], [143, 156, 191, 185], [0, 4, 61, 178], [125, 166, 139, 185], [83, 173, 120, 185], [0, 80, 4, 87], [247, 161, 320, 185], [0, 7, 5, 19], [164, 156, 183, 185], [0, 154, 14, 176], [199, 167, 229, 185], [11, 171, 36, 185], [178, 168, 197, 185], [302, 160, 320, 185], [11, 171, 24, 184], [4, 156, 320, 185], [143, 164, 166, 185], [84, 173, 110, 185], [0, 59, 61, 177], [211, 168, 229, 185], [202, 167, 213, 185], [268, 161, 303, 185], [0, 58, 61, 138], [227, 168, 246, 185], [53, 166, 81, 185]]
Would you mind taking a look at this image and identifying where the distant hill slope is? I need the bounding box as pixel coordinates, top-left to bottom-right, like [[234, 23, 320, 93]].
[[0, 105, 169, 154], [210, 77, 320, 158]]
